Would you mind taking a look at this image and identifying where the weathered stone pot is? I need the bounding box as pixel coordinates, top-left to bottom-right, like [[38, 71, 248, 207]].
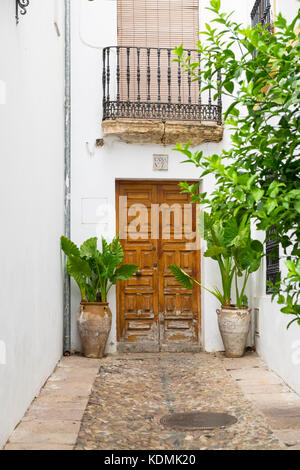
[[217, 306, 251, 358], [77, 302, 112, 359]]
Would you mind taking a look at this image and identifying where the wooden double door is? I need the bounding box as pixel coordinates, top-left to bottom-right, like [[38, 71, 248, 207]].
[[116, 180, 201, 352]]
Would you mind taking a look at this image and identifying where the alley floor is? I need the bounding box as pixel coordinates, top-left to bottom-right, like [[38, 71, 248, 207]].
[[5, 352, 300, 450]]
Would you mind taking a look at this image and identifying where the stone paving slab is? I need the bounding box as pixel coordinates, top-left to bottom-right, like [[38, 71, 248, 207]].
[[6, 420, 80, 446], [5, 356, 100, 451], [272, 429, 300, 447], [222, 353, 300, 450], [5, 443, 74, 450], [75, 353, 284, 450]]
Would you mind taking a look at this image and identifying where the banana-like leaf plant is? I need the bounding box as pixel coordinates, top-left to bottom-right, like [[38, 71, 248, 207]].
[[61, 235, 138, 302], [170, 210, 263, 307]]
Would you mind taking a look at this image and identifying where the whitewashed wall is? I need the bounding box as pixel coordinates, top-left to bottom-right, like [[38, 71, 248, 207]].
[[0, 0, 65, 447]]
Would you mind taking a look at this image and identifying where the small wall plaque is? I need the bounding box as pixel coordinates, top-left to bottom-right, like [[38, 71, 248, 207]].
[[153, 154, 168, 171]]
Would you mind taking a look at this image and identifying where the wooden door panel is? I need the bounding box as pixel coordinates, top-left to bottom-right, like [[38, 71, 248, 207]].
[[117, 182, 158, 349], [158, 183, 200, 350], [116, 180, 200, 352]]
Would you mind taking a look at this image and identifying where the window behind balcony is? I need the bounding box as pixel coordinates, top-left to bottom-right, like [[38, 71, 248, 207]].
[[117, 0, 199, 49], [117, 0, 199, 104], [266, 227, 280, 294], [251, 0, 273, 31]]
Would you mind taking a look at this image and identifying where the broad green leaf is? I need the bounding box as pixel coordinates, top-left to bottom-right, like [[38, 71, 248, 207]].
[[248, 257, 262, 273], [223, 218, 239, 247], [251, 240, 264, 252], [110, 236, 124, 266], [113, 264, 138, 282], [110, 235, 120, 253], [239, 250, 253, 270], [204, 245, 227, 258], [61, 236, 80, 257], [80, 237, 98, 259], [170, 265, 194, 290], [102, 237, 109, 254], [67, 255, 93, 278]]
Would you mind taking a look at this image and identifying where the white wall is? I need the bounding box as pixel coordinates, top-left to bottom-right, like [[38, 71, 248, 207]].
[[0, 0, 65, 447], [276, 0, 299, 23], [255, 295, 300, 395]]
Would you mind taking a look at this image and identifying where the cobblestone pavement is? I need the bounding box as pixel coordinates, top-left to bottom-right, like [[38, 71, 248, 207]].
[[75, 353, 283, 450]]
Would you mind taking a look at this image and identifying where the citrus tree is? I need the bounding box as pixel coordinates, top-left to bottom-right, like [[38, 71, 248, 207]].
[[174, 0, 300, 325]]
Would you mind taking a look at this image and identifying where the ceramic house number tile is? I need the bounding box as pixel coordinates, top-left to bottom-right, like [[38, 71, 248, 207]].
[[153, 154, 168, 171]]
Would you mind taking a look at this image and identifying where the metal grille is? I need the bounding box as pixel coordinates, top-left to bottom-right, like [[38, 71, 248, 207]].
[[102, 46, 222, 123], [266, 227, 280, 294], [251, 0, 272, 30]]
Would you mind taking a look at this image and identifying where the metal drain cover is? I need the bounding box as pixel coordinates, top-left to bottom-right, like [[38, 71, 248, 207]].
[[160, 411, 237, 431]]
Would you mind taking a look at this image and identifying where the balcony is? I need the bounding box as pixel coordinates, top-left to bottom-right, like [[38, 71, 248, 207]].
[[102, 46, 224, 145]]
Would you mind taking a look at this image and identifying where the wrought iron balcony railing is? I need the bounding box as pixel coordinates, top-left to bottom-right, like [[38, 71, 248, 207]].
[[251, 0, 272, 30], [102, 46, 222, 124]]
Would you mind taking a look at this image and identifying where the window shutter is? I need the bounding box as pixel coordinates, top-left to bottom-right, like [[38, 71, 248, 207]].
[[117, 0, 199, 49], [266, 228, 280, 294], [117, 0, 200, 105], [251, 0, 273, 31]]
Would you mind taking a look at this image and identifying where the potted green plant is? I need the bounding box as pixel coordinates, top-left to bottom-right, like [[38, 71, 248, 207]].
[[61, 235, 137, 358], [170, 210, 263, 357]]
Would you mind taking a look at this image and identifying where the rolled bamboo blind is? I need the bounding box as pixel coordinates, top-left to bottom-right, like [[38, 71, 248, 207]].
[[118, 0, 199, 49], [117, 0, 199, 104]]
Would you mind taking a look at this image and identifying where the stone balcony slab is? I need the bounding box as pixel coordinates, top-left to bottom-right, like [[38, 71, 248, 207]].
[[102, 119, 224, 146]]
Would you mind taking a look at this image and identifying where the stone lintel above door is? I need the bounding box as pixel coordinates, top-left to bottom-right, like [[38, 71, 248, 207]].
[[102, 119, 224, 146]]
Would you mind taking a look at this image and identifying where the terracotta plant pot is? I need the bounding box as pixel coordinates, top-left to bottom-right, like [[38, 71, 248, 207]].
[[77, 302, 112, 358], [217, 306, 251, 358]]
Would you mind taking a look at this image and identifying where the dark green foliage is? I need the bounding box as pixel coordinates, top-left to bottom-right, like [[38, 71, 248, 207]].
[[172, 210, 263, 307], [173, 1, 300, 323], [61, 235, 138, 302]]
